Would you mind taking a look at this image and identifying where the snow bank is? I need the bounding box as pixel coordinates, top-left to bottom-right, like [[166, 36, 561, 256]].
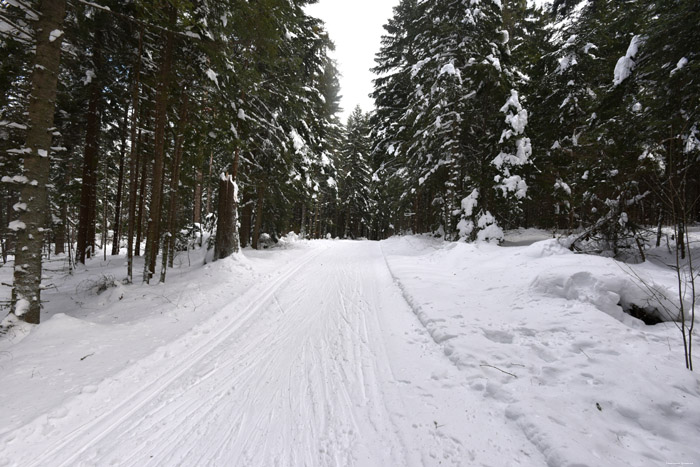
[[381, 236, 700, 466]]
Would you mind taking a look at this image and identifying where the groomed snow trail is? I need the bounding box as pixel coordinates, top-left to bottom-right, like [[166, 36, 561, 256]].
[[2, 241, 544, 467]]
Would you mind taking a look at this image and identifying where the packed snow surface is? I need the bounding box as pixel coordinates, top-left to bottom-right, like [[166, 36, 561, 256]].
[[0, 235, 698, 466]]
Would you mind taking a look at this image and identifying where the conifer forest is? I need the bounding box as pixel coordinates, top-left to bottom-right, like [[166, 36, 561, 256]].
[[1, 1, 700, 465], [0, 0, 697, 316]]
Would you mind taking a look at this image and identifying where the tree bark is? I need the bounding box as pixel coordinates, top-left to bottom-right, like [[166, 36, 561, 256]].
[[252, 183, 265, 249], [126, 27, 143, 281], [76, 27, 104, 264], [135, 127, 147, 256], [240, 198, 252, 248], [205, 151, 214, 216], [194, 168, 202, 225], [214, 147, 240, 259], [145, 6, 176, 282], [111, 101, 129, 255], [11, 0, 66, 323], [214, 174, 237, 259], [160, 93, 189, 281]]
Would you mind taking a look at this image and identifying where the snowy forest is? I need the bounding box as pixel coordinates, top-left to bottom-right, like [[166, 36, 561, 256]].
[[1, 0, 700, 465], [1, 0, 698, 321]]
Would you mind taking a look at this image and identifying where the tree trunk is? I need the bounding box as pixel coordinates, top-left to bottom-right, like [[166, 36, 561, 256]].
[[101, 156, 108, 260], [214, 174, 237, 259], [112, 101, 129, 255], [240, 199, 252, 248], [11, 0, 66, 323], [300, 204, 306, 239], [161, 93, 189, 281], [214, 147, 240, 259], [76, 27, 104, 264], [252, 183, 265, 249], [135, 128, 147, 256], [54, 199, 66, 255], [126, 27, 143, 281], [205, 151, 214, 216], [194, 168, 202, 225], [145, 7, 176, 282]]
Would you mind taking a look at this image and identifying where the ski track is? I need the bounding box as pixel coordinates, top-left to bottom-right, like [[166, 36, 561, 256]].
[[1, 241, 546, 466]]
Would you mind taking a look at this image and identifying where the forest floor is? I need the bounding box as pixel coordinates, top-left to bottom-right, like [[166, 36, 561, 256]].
[[0, 231, 698, 466]]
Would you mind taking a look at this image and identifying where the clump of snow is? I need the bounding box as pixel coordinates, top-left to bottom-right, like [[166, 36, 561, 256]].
[[475, 211, 504, 243], [83, 69, 96, 85], [275, 231, 301, 249], [48, 29, 63, 42], [554, 178, 571, 196], [13, 298, 31, 317], [613, 35, 643, 86], [496, 174, 528, 199], [8, 220, 26, 231], [670, 57, 688, 76], [556, 53, 577, 74], [500, 90, 528, 137], [205, 68, 219, 87]]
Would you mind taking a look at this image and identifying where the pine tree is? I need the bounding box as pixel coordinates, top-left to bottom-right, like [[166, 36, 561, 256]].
[[338, 107, 373, 238], [9, 0, 67, 323]]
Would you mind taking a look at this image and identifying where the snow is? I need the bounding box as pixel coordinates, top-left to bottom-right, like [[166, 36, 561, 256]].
[[13, 298, 30, 317], [613, 35, 643, 86], [48, 29, 63, 42], [500, 90, 528, 136], [83, 70, 96, 85], [205, 68, 219, 87], [8, 220, 26, 231], [0, 237, 698, 466], [671, 57, 688, 76], [438, 63, 460, 82]]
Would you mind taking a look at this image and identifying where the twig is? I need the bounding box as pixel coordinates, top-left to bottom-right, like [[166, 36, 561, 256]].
[[480, 364, 517, 378], [80, 353, 95, 361]]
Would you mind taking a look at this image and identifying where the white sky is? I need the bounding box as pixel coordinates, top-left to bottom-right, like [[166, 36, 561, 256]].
[[305, 0, 400, 122]]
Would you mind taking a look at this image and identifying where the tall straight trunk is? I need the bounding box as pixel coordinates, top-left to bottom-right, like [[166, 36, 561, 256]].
[[1, 192, 9, 263], [145, 7, 176, 282], [214, 147, 240, 259], [126, 27, 143, 281], [300, 204, 306, 238], [252, 183, 265, 249], [313, 200, 320, 239], [111, 102, 129, 255], [101, 157, 108, 260], [194, 168, 202, 225], [54, 198, 67, 255], [135, 128, 147, 256], [205, 151, 214, 216], [240, 199, 252, 248], [11, 0, 66, 323], [161, 93, 189, 281], [76, 28, 104, 263]]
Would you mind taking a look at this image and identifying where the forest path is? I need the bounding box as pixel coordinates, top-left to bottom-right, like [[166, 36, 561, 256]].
[[4, 241, 542, 466]]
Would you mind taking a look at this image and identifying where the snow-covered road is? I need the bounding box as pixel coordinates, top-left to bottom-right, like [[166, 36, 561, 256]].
[[1, 241, 542, 466], [2, 237, 698, 467]]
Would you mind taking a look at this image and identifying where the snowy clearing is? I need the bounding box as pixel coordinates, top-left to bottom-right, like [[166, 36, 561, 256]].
[[0, 236, 698, 466]]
